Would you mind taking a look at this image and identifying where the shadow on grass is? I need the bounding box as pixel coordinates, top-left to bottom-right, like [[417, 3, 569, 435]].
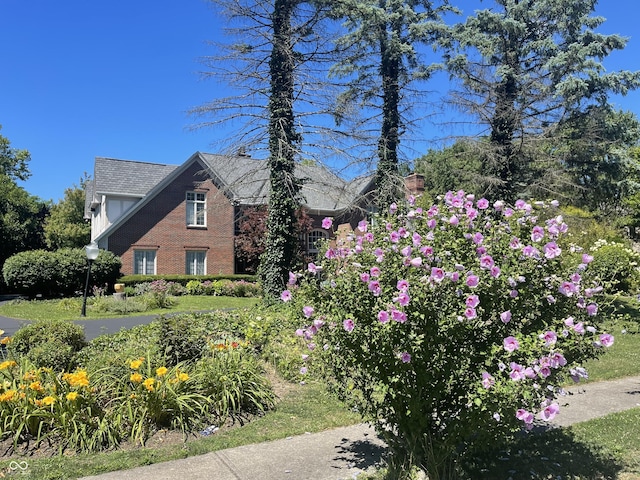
[[462, 427, 623, 479]]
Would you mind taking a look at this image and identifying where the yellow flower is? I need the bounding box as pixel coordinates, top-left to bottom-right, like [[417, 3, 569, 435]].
[[178, 372, 189, 382], [130, 372, 143, 383], [23, 371, 37, 381], [66, 392, 78, 401], [0, 390, 17, 402], [29, 381, 44, 392], [155, 367, 168, 377], [143, 378, 155, 391], [0, 336, 11, 345], [129, 358, 144, 370], [0, 360, 16, 370], [63, 370, 90, 388], [42, 396, 55, 406]]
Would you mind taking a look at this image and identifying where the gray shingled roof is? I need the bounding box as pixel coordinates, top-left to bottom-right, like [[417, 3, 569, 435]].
[[199, 153, 364, 211], [93, 157, 178, 196], [87, 153, 370, 227]]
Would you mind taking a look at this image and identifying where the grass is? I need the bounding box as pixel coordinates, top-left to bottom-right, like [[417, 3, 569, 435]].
[[0, 295, 258, 321], [0, 381, 361, 480]]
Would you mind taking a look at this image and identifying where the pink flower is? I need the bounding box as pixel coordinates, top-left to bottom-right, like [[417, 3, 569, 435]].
[[397, 279, 410, 291], [412, 232, 422, 246], [464, 307, 477, 320], [509, 363, 525, 381], [500, 310, 512, 323], [481, 372, 495, 389], [431, 267, 445, 282], [400, 352, 412, 363], [540, 330, 557, 346], [322, 217, 333, 229], [368, 281, 382, 296], [360, 272, 370, 283], [516, 409, 534, 424], [343, 318, 355, 332], [395, 292, 410, 307], [357, 220, 368, 232], [391, 309, 407, 323], [539, 403, 560, 421], [466, 295, 480, 308], [280, 290, 292, 302], [370, 266, 381, 277], [543, 242, 561, 259], [490, 266, 501, 278], [308, 262, 319, 274], [599, 333, 614, 347], [302, 306, 314, 318], [300, 367, 308, 375], [449, 215, 459, 226], [477, 198, 489, 209], [472, 232, 484, 245], [586, 303, 598, 316], [582, 253, 594, 264], [378, 310, 390, 324], [466, 274, 479, 288], [531, 226, 545, 242], [503, 336, 520, 352], [288, 272, 297, 285], [480, 255, 494, 269], [410, 257, 423, 267]]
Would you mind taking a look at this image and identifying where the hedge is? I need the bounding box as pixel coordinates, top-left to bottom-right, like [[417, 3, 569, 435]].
[[116, 274, 257, 286], [3, 248, 122, 297]]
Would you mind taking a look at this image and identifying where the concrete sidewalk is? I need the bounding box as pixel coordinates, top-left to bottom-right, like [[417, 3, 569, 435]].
[[79, 376, 640, 480]]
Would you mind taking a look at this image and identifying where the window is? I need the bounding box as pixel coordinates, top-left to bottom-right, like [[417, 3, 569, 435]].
[[186, 250, 206, 275], [134, 250, 156, 275], [307, 229, 328, 256], [186, 192, 206, 227]]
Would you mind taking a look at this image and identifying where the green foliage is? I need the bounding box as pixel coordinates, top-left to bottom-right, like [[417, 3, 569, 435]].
[[195, 345, 276, 421], [9, 319, 87, 371], [43, 178, 91, 249], [2, 248, 121, 297], [445, 0, 640, 201], [587, 240, 640, 293], [288, 193, 615, 479], [117, 274, 257, 287]]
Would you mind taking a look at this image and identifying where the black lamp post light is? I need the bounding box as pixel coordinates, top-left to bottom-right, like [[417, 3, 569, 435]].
[[81, 241, 100, 317]]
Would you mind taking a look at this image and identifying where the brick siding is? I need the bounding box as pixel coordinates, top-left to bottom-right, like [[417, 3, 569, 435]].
[[108, 162, 235, 275]]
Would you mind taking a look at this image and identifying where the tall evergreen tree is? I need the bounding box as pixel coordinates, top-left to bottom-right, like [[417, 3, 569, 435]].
[[195, 0, 334, 299], [445, 0, 640, 201], [329, 0, 453, 210]]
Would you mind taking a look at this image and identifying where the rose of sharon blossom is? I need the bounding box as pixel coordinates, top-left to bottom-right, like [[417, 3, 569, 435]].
[[280, 290, 292, 302], [302, 306, 314, 318], [343, 318, 355, 332], [400, 352, 412, 363], [503, 336, 520, 352], [322, 217, 333, 229], [539, 403, 560, 421], [481, 372, 495, 389], [500, 310, 512, 323]]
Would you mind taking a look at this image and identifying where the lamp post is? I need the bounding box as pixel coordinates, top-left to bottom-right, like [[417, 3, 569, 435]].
[[81, 241, 100, 317]]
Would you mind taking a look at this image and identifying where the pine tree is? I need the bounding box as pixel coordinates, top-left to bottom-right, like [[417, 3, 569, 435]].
[[445, 0, 640, 201]]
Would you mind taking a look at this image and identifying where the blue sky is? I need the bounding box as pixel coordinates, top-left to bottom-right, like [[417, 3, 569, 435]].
[[2, 0, 640, 202]]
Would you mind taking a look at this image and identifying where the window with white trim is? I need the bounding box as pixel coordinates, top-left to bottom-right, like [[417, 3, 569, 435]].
[[307, 229, 328, 256], [186, 250, 206, 275], [134, 250, 156, 275], [186, 192, 206, 227]]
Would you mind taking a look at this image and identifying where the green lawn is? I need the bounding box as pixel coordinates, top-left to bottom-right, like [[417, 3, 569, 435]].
[[0, 295, 258, 321]]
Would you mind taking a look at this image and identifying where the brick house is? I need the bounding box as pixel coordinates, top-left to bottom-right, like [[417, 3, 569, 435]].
[[85, 152, 388, 276]]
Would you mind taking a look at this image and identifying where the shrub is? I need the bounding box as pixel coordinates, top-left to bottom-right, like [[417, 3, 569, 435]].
[[2, 248, 121, 297], [585, 239, 640, 293], [186, 279, 204, 295], [10, 319, 87, 371], [287, 194, 615, 479]]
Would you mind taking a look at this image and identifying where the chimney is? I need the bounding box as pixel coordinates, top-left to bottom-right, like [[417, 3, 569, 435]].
[[404, 173, 425, 196]]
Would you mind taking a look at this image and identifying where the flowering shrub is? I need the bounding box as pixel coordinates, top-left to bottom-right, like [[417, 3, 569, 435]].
[[285, 192, 614, 479]]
